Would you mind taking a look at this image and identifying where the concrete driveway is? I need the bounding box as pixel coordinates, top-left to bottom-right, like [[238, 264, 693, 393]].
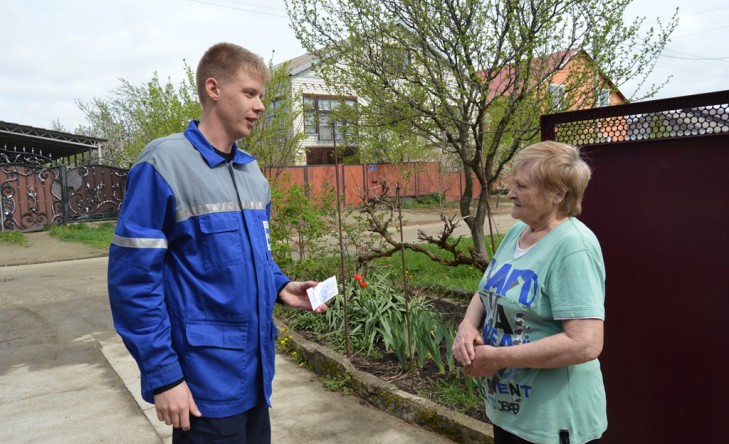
[[0, 253, 454, 443]]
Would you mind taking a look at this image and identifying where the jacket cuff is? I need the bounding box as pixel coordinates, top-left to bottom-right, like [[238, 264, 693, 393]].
[[152, 378, 185, 395], [276, 280, 291, 304], [141, 361, 184, 397]]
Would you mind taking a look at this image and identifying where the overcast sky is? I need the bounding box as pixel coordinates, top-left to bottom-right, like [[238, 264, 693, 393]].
[[1, 0, 727, 132]]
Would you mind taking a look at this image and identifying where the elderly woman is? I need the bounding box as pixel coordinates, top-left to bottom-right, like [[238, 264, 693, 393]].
[[452, 141, 606, 444]]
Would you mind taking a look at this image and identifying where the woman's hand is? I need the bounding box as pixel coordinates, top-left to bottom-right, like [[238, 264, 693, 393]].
[[452, 322, 484, 367], [462, 345, 503, 377], [461, 319, 604, 376]]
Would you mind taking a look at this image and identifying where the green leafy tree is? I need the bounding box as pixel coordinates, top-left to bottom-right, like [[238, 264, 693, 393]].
[[76, 63, 200, 167], [75, 60, 303, 169], [356, 116, 432, 164], [286, 0, 677, 267]]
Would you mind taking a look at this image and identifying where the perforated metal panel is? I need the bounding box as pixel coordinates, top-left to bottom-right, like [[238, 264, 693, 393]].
[[542, 90, 729, 146]]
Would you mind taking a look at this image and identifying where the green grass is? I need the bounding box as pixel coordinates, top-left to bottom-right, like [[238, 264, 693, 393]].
[[400, 194, 451, 209], [427, 376, 482, 414], [288, 310, 329, 333], [399, 193, 508, 210], [368, 235, 504, 293], [320, 372, 351, 394], [0, 230, 27, 246], [48, 222, 116, 248]]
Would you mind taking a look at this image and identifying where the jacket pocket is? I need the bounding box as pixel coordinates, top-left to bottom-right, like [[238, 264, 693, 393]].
[[198, 213, 243, 268], [183, 320, 249, 402]]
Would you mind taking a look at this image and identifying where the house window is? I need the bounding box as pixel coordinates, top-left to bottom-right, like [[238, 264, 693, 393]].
[[319, 114, 332, 141], [306, 146, 358, 166], [303, 97, 317, 134], [598, 89, 610, 107], [303, 95, 356, 142], [306, 147, 334, 165], [385, 44, 410, 74], [548, 84, 565, 109], [266, 98, 291, 135]]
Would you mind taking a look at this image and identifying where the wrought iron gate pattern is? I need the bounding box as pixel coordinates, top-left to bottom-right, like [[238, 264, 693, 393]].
[[1, 164, 127, 231]]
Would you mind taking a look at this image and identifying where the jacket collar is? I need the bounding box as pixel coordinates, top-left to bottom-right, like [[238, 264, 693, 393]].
[[183, 121, 256, 168]]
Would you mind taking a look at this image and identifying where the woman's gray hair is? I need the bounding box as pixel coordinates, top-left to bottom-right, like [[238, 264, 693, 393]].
[[512, 141, 592, 217]]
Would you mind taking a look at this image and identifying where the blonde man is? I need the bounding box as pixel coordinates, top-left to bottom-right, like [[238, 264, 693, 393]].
[[108, 42, 325, 443]]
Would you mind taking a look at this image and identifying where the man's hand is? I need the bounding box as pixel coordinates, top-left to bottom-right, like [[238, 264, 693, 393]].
[[153, 381, 201, 430], [278, 281, 327, 313]]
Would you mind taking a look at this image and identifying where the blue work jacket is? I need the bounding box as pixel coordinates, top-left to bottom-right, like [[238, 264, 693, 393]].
[[108, 121, 289, 417]]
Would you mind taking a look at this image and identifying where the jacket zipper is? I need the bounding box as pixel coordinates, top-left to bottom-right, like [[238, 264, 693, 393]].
[[228, 162, 245, 215]]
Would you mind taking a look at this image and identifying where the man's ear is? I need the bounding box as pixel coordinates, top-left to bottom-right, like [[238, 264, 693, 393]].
[[205, 78, 220, 102]]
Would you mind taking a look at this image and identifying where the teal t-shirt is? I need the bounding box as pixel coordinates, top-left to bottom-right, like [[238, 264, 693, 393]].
[[478, 218, 607, 444]]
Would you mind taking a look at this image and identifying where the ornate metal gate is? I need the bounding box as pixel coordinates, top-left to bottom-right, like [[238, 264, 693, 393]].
[[1, 147, 127, 231]]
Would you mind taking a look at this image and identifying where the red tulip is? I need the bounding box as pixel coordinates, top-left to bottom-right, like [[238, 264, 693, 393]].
[[354, 274, 363, 282], [359, 281, 367, 289]]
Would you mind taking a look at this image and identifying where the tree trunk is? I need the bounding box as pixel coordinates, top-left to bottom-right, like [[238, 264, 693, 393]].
[[459, 166, 474, 233], [458, 164, 489, 266], [471, 186, 490, 264]]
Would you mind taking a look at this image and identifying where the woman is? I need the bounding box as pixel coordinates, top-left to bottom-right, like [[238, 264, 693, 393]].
[[452, 141, 606, 444]]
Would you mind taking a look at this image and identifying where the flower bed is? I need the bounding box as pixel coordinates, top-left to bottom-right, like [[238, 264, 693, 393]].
[[275, 277, 489, 425]]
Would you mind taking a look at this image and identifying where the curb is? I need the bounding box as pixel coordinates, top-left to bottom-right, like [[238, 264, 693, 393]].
[[98, 334, 171, 443], [274, 319, 494, 444]]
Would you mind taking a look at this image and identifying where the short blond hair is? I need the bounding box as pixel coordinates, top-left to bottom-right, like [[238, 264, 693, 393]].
[[512, 141, 592, 217], [196, 42, 270, 104]]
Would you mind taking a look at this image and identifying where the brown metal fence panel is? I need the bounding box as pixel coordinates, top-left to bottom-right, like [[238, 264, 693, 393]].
[[64, 165, 127, 222], [1, 164, 60, 230], [1, 164, 127, 231], [341, 164, 364, 204], [306, 165, 340, 203], [370, 163, 417, 197], [542, 90, 729, 443], [263, 162, 471, 206], [441, 172, 463, 202], [414, 163, 438, 196], [266, 166, 306, 193]]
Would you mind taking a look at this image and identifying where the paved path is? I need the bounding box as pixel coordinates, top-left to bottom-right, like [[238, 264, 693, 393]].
[[0, 254, 452, 443], [0, 258, 159, 444]]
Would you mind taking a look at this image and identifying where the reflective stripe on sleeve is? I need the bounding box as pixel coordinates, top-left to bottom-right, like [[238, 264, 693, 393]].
[[111, 234, 168, 249]]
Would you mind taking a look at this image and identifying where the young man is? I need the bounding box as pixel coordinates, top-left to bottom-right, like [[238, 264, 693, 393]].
[[108, 42, 325, 443]]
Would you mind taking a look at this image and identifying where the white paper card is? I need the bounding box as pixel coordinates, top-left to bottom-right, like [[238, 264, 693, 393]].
[[306, 275, 339, 309]]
